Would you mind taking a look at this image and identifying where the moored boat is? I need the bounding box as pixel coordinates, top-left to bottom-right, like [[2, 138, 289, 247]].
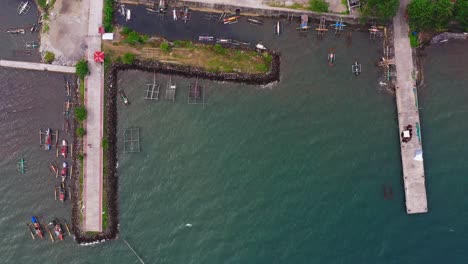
[[119, 90, 129, 105], [45, 128, 52, 150], [223, 15, 240, 24], [328, 49, 335, 66], [275, 21, 281, 35], [31, 216, 44, 239], [59, 182, 66, 203], [61, 140, 67, 158], [247, 17, 263, 25], [6, 28, 25, 34], [50, 219, 64, 241], [61, 162, 67, 182]]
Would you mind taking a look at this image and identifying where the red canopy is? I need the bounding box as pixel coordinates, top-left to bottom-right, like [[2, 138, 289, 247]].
[[98, 26, 105, 34], [94, 51, 105, 63]]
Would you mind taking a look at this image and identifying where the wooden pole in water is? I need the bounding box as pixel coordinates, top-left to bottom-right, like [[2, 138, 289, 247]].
[[64, 222, 71, 236], [55, 130, 59, 148], [39, 130, 42, 146], [26, 224, 35, 240], [47, 226, 54, 242], [54, 188, 57, 200], [69, 167, 73, 179]]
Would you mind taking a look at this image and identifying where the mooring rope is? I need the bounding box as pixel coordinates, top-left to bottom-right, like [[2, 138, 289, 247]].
[[123, 239, 145, 264]]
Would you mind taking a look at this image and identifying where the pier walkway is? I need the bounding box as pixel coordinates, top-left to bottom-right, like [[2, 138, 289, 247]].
[[393, 0, 428, 214], [0, 59, 75, 73], [82, 0, 104, 232]]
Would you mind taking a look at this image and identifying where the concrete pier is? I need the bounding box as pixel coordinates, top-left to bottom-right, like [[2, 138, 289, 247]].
[[0, 60, 75, 73], [393, 0, 428, 214]]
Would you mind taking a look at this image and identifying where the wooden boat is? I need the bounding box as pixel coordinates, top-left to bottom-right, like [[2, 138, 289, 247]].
[[119, 90, 129, 105], [247, 17, 263, 25], [297, 14, 310, 30], [6, 28, 25, 34], [173, 8, 177, 20], [275, 21, 281, 35], [49, 162, 58, 175], [45, 128, 52, 150], [353, 60, 360, 76], [59, 182, 66, 203], [223, 15, 240, 24], [61, 140, 67, 158], [31, 216, 44, 239], [198, 35, 214, 42], [61, 162, 67, 182], [328, 49, 335, 66], [17, 158, 26, 174], [18, 1, 29, 15], [255, 43, 267, 51], [158, 0, 167, 13], [50, 219, 64, 241]]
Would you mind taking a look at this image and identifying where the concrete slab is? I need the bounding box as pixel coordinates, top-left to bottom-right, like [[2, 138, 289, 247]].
[[0, 60, 75, 73]]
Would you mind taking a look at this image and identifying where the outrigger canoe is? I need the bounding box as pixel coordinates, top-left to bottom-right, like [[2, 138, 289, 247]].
[[45, 128, 52, 150], [31, 216, 44, 239], [61, 140, 67, 158], [50, 219, 64, 241], [61, 162, 67, 182]]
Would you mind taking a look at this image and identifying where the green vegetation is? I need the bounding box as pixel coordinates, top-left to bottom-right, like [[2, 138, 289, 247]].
[[213, 44, 227, 55], [76, 126, 86, 137], [409, 34, 418, 47], [104, 0, 115, 32], [77, 153, 84, 162], [160, 42, 171, 53], [408, 0, 453, 31], [79, 79, 85, 104], [102, 138, 109, 150], [75, 107, 87, 122], [44, 51, 55, 64], [309, 0, 329, 12], [361, 0, 399, 21], [75, 59, 89, 79], [455, 0, 468, 30], [121, 27, 147, 45], [122, 53, 135, 65], [173, 40, 196, 49], [42, 23, 49, 33], [266, 2, 306, 10]]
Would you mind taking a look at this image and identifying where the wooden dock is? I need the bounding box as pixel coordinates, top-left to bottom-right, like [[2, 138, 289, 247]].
[[393, 0, 427, 214]]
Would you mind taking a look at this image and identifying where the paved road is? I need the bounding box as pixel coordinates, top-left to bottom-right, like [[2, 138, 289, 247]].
[[393, 0, 428, 214], [0, 60, 75, 73], [82, 0, 104, 232]]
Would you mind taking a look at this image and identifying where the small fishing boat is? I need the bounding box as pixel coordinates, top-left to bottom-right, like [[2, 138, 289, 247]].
[[126, 9, 131, 21], [6, 28, 25, 34], [247, 17, 263, 25], [352, 60, 361, 76], [119, 4, 126, 16], [173, 8, 178, 20], [61, 162, 67, 182], [256, 43, 267, 51], [198, 35, 214, 42], [31, 216, 44, 239], [120, 90, 129, 105], [18, 1, 29, 15], [297, 14, 310, 30], [30, 24, 36, 33], [369, 26, 379, 33], [146, 7, 157, 13], [182, 7, 190, 23], [328, 49, 335, 66], [49, 162, 58, 175], [216, 38, 232, 44], [50, 219, 64, 241], [59, 182, 66, 203], [17, 158, 26, 174], [45, 128, 52, 150], [223, 15, 240, 24], [61, 140, 67, 158], [275, 21, 281, 35], [158, 0, 167, 13]]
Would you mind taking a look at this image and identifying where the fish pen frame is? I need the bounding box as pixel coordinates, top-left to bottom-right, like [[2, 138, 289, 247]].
[[187, 78, 205, 106], [144, 72, 160, 100], [124, 128, 141, 153], [165, 77, 176, 101]]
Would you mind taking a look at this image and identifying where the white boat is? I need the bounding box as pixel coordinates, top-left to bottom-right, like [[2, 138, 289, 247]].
[[18, 1, 29, 15], [255, 43, 266, 50], [275, 21, 281, 35], [173, 9, 177, 20], [6, 28, 25, 34], [126, 9, 131, 21]]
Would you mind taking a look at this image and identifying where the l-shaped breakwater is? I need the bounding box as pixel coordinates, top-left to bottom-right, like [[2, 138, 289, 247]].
[[71, 50, 280, 244]]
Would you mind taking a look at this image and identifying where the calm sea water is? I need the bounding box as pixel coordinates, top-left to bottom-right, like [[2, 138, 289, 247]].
[[0, 7, 467, 264]]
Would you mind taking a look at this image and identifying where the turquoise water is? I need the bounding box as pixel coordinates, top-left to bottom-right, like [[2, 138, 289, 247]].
[[0, 10, 467, 263]]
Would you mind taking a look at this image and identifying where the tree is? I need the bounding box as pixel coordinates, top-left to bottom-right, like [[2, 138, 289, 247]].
[[122, 53, 135, 65], [408, 0, 435, 31], [366, 0, 399, 21], [455, 0, 468, 30], [44, 51, 55, 64], [433, 0, 453, 30], [309, 0, 329, 12], [75, 59, 89, 79], [75, 107, 87, 122]]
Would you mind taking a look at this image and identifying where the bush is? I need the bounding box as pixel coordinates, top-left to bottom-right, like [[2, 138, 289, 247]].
[[75, 59, 89, 80], [213, 44, 227, 55], [122, 53, 135, 65], [37, 0, 47, 9], [408, 0, 453, 31], [102, 139, 109, 150], [409, 34, 418, 48], [455, 0, 468, 30], [103, 0, 115, 32], [121, 26, 132, 35], [362, 0, 398, 21], [160, 42, 171, 53], [77, 153, 84, 161], [42, 23, 49, 33], [76, 127, 85, 137], [309, 0, 329, 12], [125, 31, 143, 45], [75, 107, 87, 122], [44, 51, 55, 64]]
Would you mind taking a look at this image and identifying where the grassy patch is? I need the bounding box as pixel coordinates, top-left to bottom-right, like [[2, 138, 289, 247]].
[[309, 0, 329, 12], [104, 40, 273, 74], [266, 2, 306, 10], [103, 0, 115, 32], [42, 23, 49, 33], [409, 34, 418, 48], [44, 51, 55, 64], [79, 78, 85, 104]]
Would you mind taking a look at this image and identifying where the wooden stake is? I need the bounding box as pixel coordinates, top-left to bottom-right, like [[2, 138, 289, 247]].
[[65, 222, 71, 236]]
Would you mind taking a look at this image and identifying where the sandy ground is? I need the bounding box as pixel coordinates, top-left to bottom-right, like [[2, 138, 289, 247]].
[[39, 0, 90, 66]]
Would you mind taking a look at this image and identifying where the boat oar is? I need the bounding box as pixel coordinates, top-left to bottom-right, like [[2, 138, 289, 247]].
[[26, 224, 35, 240]]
